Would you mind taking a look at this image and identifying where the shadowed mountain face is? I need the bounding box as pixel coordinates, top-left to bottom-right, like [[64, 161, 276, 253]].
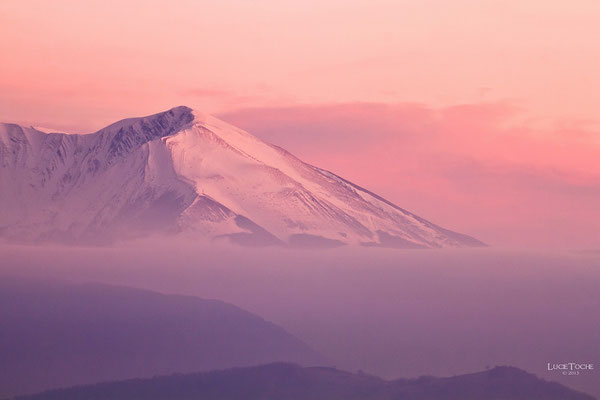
[[0, 106, 483, 248], [0, 279, 323, 398], [12, 363, 596, 400]]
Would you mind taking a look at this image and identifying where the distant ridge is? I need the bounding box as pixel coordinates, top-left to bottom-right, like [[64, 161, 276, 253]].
[[0, 279, 324, 398], [12, 362, 595, 400]]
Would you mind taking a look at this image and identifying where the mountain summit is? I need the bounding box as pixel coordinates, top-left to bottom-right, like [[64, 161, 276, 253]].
[[0, 106, 484, 247]]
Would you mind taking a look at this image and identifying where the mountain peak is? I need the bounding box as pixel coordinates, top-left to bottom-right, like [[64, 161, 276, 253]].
[[97, 105, 195, 135], [169, 104, 193, 113], [0, 107, 485, 248]]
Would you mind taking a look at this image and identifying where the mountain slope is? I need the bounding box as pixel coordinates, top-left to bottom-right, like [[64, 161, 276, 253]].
[[0, 279, 324, 398], [0, 106, 484, 247], [12, 363, 595, 400]]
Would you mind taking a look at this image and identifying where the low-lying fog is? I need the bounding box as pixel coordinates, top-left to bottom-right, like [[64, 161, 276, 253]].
[[2, 242, 599, 397]]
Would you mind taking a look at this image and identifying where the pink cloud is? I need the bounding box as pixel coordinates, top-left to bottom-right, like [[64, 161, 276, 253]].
[[183, 88, 233, 98], [219, 103, 600, 248]]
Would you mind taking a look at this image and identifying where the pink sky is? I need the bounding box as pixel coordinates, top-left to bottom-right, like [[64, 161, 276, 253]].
[[1, 0, 599, 247]]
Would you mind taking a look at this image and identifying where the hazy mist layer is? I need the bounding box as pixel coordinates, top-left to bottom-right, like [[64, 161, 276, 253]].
[[1, 243, 599, 397]]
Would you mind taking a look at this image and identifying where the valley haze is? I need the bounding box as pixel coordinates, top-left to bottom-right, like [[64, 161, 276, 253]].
[[1, 244, 599, 398]]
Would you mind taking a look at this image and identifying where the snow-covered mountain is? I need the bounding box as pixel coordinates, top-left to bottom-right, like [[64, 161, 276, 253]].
[[0, 106, 484, 247]]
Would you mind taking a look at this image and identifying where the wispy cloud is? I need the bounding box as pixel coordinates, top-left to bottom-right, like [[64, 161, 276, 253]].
[[182, 88, 234, 98]]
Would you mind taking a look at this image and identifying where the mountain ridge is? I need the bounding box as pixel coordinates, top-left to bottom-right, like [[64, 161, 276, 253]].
[[10, 362, 595, 400], [0, 106, 485, 247], [0, 278, 324, 398]]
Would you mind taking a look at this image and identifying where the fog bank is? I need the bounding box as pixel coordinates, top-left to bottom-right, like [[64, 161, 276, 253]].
[[1, 243, 599, 396]]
